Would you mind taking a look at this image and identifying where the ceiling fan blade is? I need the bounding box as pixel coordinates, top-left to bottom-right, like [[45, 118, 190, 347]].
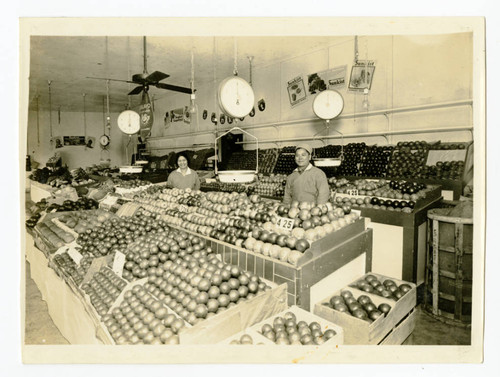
[[155, 83, 193, 94], [128, 86, 144, 95], [131, 74, 148, 85], [86, 76, 134, 83], [146, 71, 170, 83]]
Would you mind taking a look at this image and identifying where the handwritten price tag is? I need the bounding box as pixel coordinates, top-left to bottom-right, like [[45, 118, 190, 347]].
[[276, 216, 294, 232], [67, 246, 83, 265], [178, 204, 189, 212], [347, 189, 359, 196], [112, 251, 126, 277]]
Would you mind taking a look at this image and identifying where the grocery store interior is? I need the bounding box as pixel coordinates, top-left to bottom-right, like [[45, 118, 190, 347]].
[[23, 32, 476, 356]]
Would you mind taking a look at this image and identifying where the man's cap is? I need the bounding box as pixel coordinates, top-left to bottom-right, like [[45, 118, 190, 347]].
[[295, 143, 312, 155]]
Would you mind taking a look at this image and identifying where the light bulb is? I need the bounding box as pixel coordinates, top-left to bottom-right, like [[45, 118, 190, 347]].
[[188, 94, 197, 114], [362, 88, 370, 109]]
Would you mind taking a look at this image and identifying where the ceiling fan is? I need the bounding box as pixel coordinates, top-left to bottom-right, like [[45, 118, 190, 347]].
[[87, 36, 193, 95]]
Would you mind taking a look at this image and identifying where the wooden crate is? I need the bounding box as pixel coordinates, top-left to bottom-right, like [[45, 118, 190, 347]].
[[348, 272, 417, 303], [179, 283, 288, 344], [314, 275, 416, 345], [218, 328, 274, 345], [249, 305, 344, 346]]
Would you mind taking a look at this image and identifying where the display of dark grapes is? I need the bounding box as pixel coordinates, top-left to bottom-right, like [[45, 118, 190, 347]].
[[273, 147, 297, 175], [429, 143, 467, 150], [387, 141, 429, 178], [313, 145, 343, 159], [258, 149, 279, 175], [389, 180, 426, 195], [359, 146, 394, 177], [226, 150, 257, 171], [337, 143, 366, 176], [200, 181, 247, 193]]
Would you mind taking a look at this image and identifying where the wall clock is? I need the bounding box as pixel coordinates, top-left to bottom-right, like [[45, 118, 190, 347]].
[[99, 134, 110, 147]]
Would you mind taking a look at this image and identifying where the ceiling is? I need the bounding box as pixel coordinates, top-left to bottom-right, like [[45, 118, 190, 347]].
[[27, 36, 351, 113]]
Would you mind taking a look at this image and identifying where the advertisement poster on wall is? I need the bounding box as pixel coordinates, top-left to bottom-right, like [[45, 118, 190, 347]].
[[307, 65, 347, 95], [348, 60, 376, 91], [287, 75, 307, 107]]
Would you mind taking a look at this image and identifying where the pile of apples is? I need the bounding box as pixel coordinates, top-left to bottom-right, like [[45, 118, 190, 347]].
[[81, 267, 128, 316], [325, 290, 392, 322], [144, 253, 269, 326], [102, 284, 187, 345], [259, 311, 337, 345], [350, 275, 412, 301]]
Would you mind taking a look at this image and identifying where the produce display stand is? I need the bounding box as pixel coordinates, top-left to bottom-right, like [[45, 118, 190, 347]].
[[29, 180, 54, 203], [314, 272, 417, 345], [25, 232, 108, 345], [345, 186, 443, 287], [172, 218, 373, 311], [25, 231, 289, 345]]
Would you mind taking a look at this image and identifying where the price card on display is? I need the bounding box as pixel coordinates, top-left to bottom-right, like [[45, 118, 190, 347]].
[[81, 257, 108, 285], [67, 246, 83, 265], [112, 251, 126, 277], [351, 209, 362, 218], [276, 216, 294, 233], [347, 189, 359, 196], [179, 204, 189, 213]]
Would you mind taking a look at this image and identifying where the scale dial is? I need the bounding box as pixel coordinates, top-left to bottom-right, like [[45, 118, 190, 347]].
[[117, 110, 141, 135], [312, 90, 344, 120], [218, 76, 255, 118], [99, 134, 110, 147]]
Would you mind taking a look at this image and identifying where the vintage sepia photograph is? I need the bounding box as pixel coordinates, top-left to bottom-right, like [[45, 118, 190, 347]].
[[15, 15, 488, 368]]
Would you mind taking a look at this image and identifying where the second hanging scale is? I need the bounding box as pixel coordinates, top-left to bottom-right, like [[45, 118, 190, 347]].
[[311, 89, 345, 167]]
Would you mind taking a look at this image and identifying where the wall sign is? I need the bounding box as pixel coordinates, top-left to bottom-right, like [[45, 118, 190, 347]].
[[63, 136, 86, 146], [287, 75, 307, 108], [348, 60, 376, 91], [139, 91, 154, 139], [308, 66, 347, 95]]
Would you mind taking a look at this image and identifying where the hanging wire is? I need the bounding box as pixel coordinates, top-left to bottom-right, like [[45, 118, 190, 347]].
[[248, 56, 253, 86], [233, 37, 238, 76], [106, 79, 111, 133], [83, 93, 87, 138], [127, 37, 131, 109], [36, 95, 40, 145], [48, 81, 53, 141], [354, 36, 359, 63], [213, 37, 218, 130]]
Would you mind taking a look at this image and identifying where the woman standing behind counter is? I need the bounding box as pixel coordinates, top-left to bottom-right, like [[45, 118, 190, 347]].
[[167, 152, 201, 190], [283, 144, 330, 205]]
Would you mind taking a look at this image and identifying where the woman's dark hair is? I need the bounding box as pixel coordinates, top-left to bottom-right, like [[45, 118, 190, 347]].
[[176, 152, 190, 167]]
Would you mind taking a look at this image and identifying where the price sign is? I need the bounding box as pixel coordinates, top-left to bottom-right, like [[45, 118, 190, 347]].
[[112, 251, 126, 277], [81, 257, 108, 286], [179, 204, 189, 213], [276, 216, 294, 232], [67, 246, 83, 265], [347, 189, 359, 196]]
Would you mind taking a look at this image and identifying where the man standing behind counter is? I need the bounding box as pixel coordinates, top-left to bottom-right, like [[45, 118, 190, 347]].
[[283, 144, 330, 205]]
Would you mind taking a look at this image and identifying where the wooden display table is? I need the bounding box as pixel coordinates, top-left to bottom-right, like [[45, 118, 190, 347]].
[[174, 219, 373, 311], [354, 188, 443, 287]]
